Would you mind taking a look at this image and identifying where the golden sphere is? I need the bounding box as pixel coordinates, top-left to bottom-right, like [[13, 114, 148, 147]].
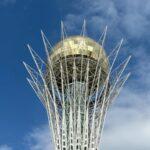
[[50, 36, 108, 73], [46, 36, 109, 93]]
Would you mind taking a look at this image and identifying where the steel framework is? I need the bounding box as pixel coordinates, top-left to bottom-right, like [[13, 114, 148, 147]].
[[24, 21, 131, 150]]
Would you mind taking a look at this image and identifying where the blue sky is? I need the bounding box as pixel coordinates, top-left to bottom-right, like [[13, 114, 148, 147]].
[[0, 0, 150, 150]]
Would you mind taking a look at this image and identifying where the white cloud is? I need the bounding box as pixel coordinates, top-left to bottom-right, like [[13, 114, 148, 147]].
[[101, 86, 150, 150], [0, 145, 12, 150], [25, 125, 54, 150], [64, 0, 150, 39]]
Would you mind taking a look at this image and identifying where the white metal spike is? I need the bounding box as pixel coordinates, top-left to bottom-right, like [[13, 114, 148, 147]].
[[27, 78, 46, 107], [61, 21, 67, 41], [98, 26, 108, 48], [80, 19, 86, 36], [41, 30, 54, 54]]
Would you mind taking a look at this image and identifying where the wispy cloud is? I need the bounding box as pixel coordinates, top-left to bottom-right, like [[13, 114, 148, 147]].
[[101, 87, 150, 150], [25, 125, 54, 150], [0, 0, 16, 6], [64, 0, 150, 40], [0, 145, 12, 150]]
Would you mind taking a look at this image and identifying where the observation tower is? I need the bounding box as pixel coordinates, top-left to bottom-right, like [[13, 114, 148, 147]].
[[24, 21, 131, 150]]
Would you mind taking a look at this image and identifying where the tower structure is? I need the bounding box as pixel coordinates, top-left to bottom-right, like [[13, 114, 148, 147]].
[[24, 22, 130, 150]]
